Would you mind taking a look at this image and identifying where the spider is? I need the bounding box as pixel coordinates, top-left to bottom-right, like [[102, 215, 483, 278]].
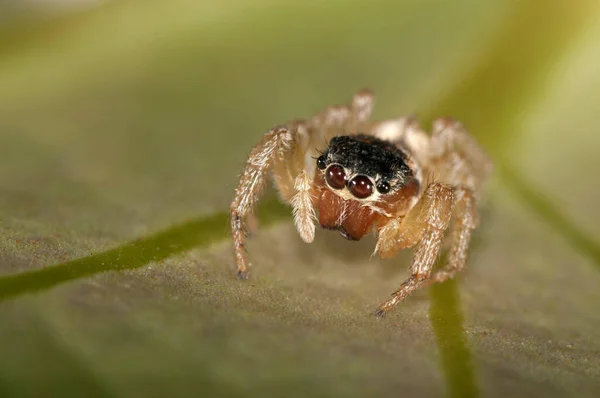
[[230, 89, 492, 316]]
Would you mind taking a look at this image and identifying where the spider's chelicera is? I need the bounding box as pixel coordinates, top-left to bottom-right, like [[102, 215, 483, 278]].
[[230, 90, 492, 316]]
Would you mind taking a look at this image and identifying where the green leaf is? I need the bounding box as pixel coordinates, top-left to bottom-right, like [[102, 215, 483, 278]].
[[1, 1, 600, 397]]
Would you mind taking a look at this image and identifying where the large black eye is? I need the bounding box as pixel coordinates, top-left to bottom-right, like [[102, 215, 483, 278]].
[[316, 155, 327, 170], [325, 165, 346, 189], [376, 180, 391, 194], [348, 175, 373, 199]]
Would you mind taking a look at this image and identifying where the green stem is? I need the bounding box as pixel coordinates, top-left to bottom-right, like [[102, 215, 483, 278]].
[[429, 279, 478, 398]]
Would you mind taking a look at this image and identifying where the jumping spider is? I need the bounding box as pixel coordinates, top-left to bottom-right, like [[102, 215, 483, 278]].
[[230, 90, 492, 316]]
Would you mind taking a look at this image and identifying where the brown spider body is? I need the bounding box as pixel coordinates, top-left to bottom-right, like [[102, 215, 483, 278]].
[[230, 90, 492, 315]]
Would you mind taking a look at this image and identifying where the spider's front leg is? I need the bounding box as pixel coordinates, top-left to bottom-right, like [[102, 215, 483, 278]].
[[427, 187, 478, 285], [230, 126, 296, 279], [375, 182, 455, 316], [421, 118, 490, 285]]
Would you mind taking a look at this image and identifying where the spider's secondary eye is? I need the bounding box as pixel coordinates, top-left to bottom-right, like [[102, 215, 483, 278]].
[[348, 175, 373, 199], [376, 181, 391, 194], [325, 165, 347, 189], [316, 155, 327, 170]]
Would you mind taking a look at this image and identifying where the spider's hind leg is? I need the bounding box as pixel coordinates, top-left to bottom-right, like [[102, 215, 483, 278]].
[[429, 118, 493, 195]]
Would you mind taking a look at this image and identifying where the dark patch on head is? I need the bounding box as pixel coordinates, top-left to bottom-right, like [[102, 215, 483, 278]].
[[321, 135, 413, 191]]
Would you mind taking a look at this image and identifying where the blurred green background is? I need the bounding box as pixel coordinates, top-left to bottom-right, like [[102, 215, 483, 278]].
[[1, 0, 599, 397]]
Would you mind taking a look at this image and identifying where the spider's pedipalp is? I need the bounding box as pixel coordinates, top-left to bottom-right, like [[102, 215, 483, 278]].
[[290, 170, 317, 243], [374, 178, 450, 259]]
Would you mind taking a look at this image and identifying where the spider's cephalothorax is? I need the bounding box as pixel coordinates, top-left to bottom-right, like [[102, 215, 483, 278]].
[[230, 90, 492, 316], [313, 135, 420, 241]]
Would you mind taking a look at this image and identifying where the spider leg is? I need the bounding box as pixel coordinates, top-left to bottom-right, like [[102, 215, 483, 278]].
[[375, 182, 455, 316], [370, 115, 430, 162], [349, 88, 375, 128], [273, 89, 376, 201], [415, 119, 489, 287], [230, 126, 294, 279], [429, 118, 492, 195], [311, 89, 375, 144], [427, 187, 478, 285]]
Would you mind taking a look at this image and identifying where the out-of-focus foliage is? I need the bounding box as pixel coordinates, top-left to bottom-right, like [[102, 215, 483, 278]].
[[0, 1, 599, 397]]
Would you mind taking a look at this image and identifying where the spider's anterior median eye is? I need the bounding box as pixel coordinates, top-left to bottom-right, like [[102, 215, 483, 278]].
[[316, 155, 327, 170], [325, 165, 347, 189], [348, 175, 373, 199], [376, 180, 391, 194]]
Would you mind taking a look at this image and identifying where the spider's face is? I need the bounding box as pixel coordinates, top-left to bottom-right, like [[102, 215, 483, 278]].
[[314, 135, 420, 240], [316, 135, 414, 201]]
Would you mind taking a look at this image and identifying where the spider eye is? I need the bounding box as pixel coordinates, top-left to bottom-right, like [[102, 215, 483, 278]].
[[348, 175, 373, 199], [325, 165, 347, 189], [316, 155, 327, 170], [376, 180, 391, 194]]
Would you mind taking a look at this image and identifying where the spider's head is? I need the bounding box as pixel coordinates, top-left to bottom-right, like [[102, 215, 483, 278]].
[[314, 134, 419, 240]]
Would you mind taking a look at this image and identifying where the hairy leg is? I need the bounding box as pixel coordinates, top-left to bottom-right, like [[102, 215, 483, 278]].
[[275, 90, 377, 201], [429, 118, 493, 195], [370, 116, 431, 167], [420, 119, 489, 286], [231, 90, 377, 278], [427, 187, 478, 285], [349, 88, 375, 128], [311, 89, 376, 146], [230, 126, 294, 279], [375, 183, 455, 315]]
